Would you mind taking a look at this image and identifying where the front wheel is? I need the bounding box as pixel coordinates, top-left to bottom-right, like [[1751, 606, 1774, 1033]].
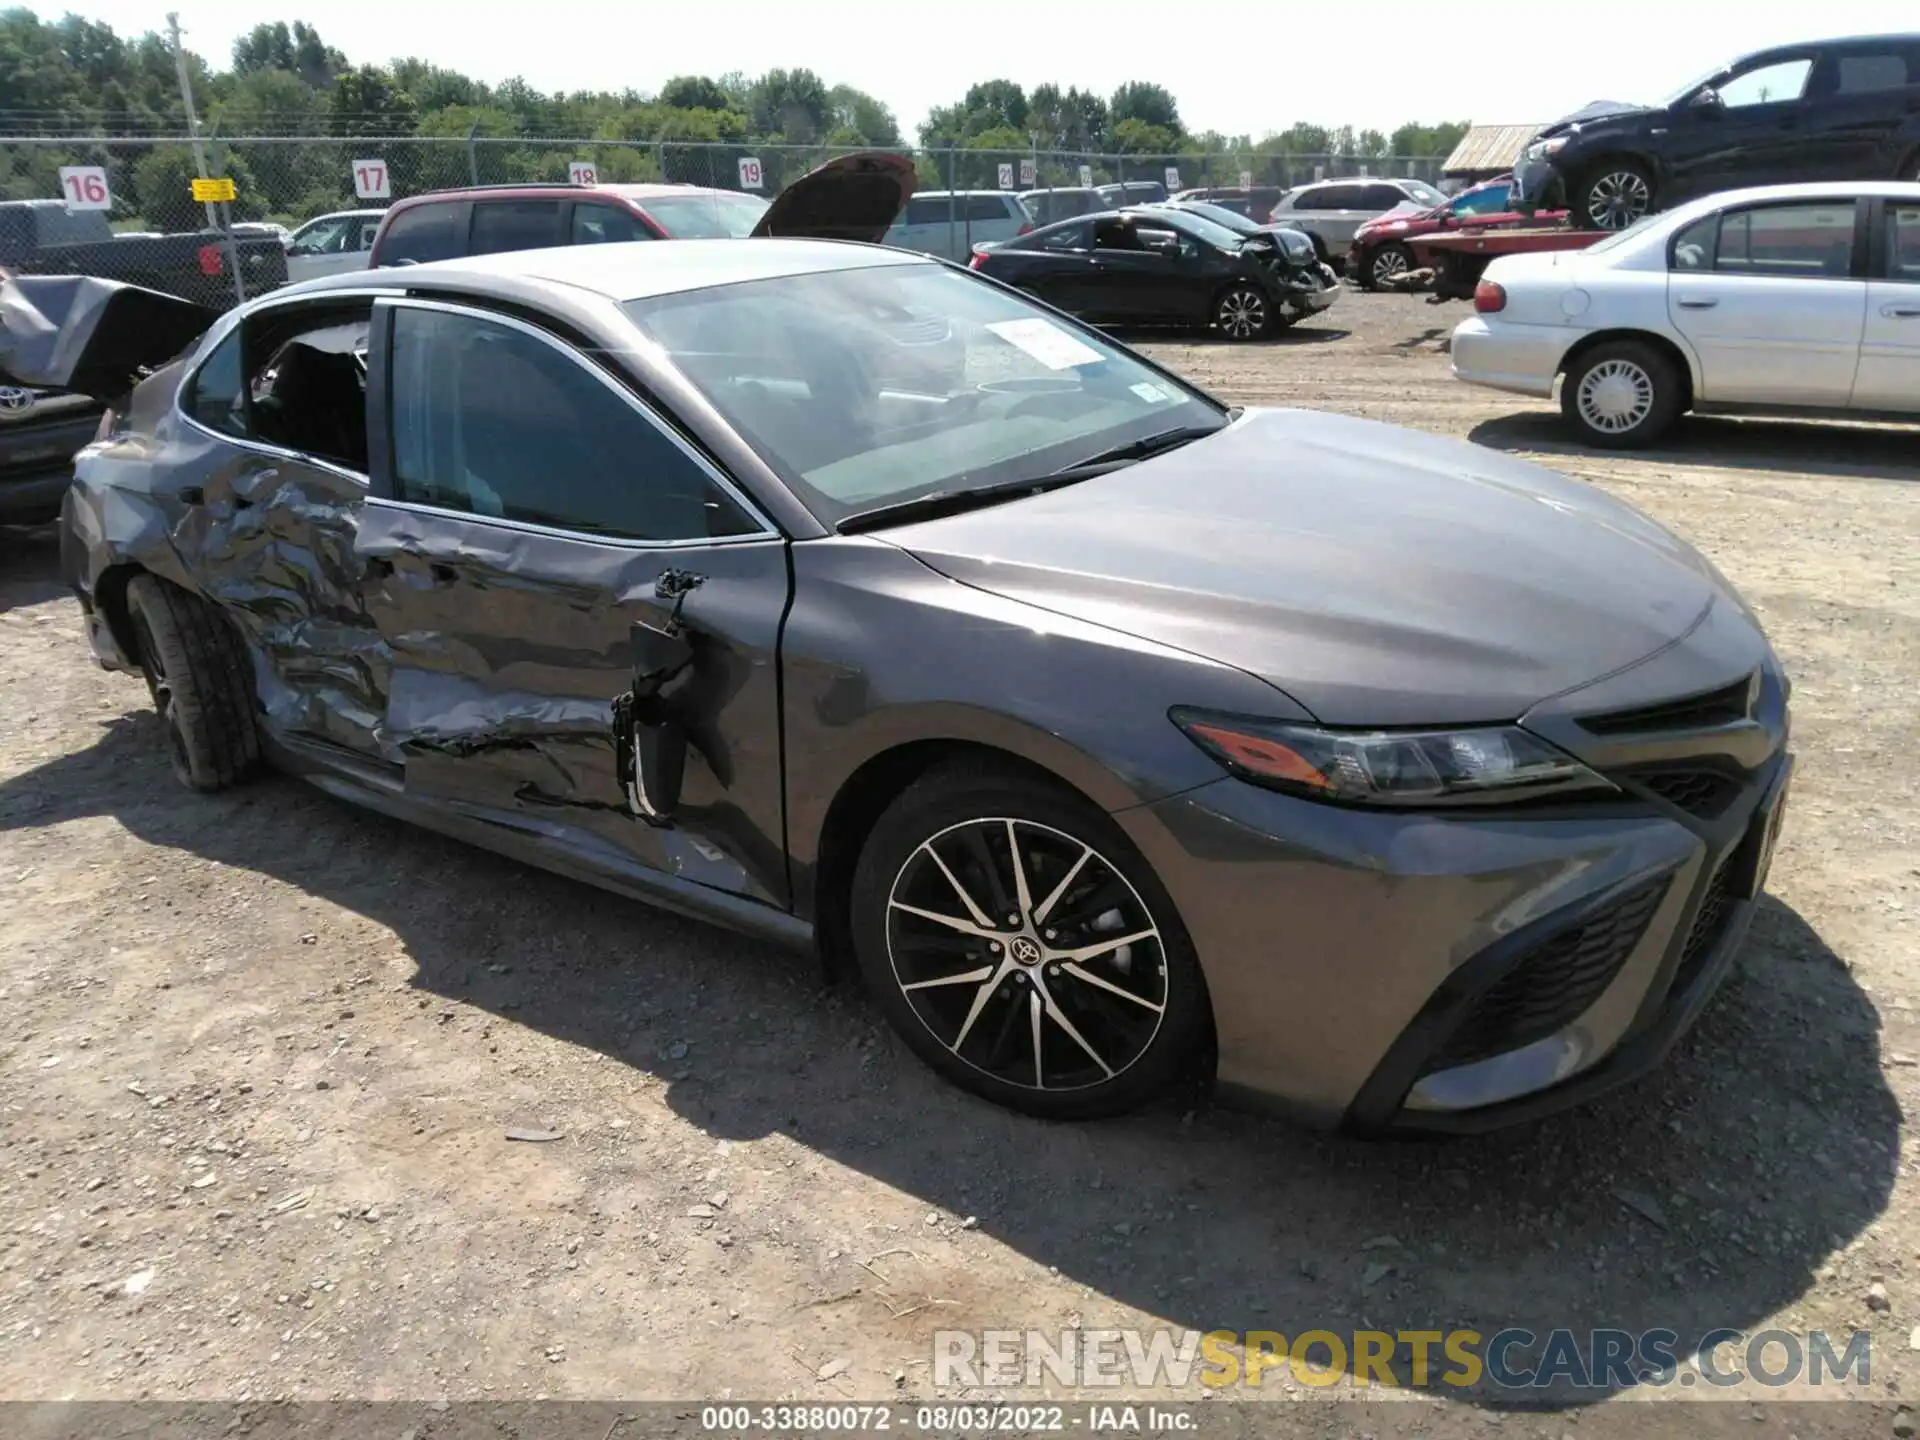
[[1560, 340, 1684, 449], [1573, 162, 1655, 231], [1212, 285, 1273, 341], [850, 761, 1209, 1120], [1363, 242, 1415, 290]]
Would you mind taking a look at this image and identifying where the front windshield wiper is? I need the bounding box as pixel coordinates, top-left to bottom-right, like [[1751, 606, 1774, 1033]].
[[1049, 423, 1223, 477], [835, 472, 1095, 535]]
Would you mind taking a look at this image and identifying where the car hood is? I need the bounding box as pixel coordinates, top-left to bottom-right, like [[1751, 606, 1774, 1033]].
[[0, 275, 217, 401], [882, 408, 1724, 726], [1537, 100, 1655, 139], [749, 150, 917, 245]]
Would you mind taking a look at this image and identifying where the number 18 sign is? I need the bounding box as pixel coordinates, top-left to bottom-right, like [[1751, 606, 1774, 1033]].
[[569, 161, 598, 186], [59, 165, 112, 211], [352, 159, 390, 200]]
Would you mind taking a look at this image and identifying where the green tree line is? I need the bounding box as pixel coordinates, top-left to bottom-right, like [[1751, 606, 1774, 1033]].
[[0, 10, 1470, 225]]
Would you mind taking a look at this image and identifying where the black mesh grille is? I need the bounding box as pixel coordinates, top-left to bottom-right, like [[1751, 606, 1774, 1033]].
[[1425, 876, 1670, 1075], [1670, 856, 1738, 996], [1577, 677, 1754, 736], [1624, 766, 1745, 819]]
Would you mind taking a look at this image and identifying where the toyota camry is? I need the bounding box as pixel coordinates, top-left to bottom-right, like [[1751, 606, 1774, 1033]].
[[16, 202, 1792, 1134]]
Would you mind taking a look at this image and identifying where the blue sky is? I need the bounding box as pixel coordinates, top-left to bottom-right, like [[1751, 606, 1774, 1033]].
[[52, 1, 1919, 136]]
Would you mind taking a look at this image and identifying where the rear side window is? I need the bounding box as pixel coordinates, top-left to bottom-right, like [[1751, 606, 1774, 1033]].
[[378, 203, 466, 264], [1713, 202, 1856, 277], [1834, 52, 1911, 93], [1314, 185, 1364, 209], [901, 196, 949, 226], [572, 203, 652, 244], [1888, 206, 1920, 282], [470, 200, 565, 256], [966, 194, 1013, 223], [1358, 185, 1407, 210], [386, 306, 757, 542], [184, 331, 247, 438], [1036, 220, 1090, 251]]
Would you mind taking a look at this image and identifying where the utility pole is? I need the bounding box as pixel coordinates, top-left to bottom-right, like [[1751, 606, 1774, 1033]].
[[166, 12, 244, 302]]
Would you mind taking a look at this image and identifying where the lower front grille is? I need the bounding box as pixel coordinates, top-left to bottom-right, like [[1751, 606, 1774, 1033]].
[[1670, 854, 1738, 996], [1425, 875, 1671, 1075]]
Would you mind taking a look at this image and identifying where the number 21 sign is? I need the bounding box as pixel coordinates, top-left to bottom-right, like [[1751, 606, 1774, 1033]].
[[352, 159, 391, 200], [59, 166, 112, 211]]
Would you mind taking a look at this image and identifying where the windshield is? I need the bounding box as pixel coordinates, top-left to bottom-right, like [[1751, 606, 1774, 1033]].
[[1661, 64, 1727, 107], [1581, 210, 1670, 254], [624, 261, 1226, 527], [634, 192, 771, 239], [1140, 207, 1247, 250], [1403, 180, 1447, 206], [1163, 201, 1258, 235]]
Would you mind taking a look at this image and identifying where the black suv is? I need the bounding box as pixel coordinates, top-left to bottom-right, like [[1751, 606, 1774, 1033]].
[[1515, 33, 1920, 228]]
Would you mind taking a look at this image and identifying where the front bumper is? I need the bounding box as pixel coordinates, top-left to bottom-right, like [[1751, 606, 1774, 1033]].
[[0, 411, 100, 524], [1511, 155, 1561, 208], [1115, 650, 1791, 1133]]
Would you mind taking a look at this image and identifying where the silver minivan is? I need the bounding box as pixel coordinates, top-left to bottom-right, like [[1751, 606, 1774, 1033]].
[[883, 191, 1035, 260]]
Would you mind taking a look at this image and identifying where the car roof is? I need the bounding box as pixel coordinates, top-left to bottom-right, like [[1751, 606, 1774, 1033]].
[[384, 181, 749, 211], [1672, 179, 1920, 210], [280, 237, 929, 305]]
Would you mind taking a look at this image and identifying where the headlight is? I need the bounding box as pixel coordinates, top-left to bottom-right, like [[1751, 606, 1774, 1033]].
[[1170, 709, 1615, 807], [1525, 136, 1570, 161]]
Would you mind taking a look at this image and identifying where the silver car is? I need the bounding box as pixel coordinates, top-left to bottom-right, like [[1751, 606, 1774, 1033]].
[[884, 191, 1035, 261], [285, 209, 387, 284], [1268, 177, 1449, 261]]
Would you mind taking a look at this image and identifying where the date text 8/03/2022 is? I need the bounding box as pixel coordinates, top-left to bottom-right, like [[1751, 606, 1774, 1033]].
[[932, 1327, 1875, 1391]]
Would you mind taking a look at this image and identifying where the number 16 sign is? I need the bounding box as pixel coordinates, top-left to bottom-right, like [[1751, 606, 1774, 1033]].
[[59, 166, 112, 211]]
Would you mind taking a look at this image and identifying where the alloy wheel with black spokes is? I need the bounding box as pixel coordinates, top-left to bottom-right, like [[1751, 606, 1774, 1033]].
[[1214, 286, 1271, 341], [851, 763, 1207, 1118], [1368, 243, 1413, 289]]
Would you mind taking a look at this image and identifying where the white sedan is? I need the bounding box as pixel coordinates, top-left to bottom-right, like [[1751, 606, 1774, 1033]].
[[1451, 181, 1920, 447]]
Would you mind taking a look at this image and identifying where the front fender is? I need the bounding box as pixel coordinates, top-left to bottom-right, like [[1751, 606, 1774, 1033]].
[[780, 536, 1307, 911]]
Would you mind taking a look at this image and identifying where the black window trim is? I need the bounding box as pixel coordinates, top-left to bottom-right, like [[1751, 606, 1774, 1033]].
[[174, 288, 404, 486], [366, 295, 779, 549], [1663, 195, 1873, 279], [1866, 196, 1920, 285]]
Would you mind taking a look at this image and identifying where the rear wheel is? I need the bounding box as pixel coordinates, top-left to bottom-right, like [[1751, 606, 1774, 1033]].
[[1212, 284, 1273, 341], [1574, 162, 1655, 231], [850, 761, 1209, 1120], [1560, 340, 1684, 449], [126, 574, 262, 791], [1364, 242, 1415, 290]]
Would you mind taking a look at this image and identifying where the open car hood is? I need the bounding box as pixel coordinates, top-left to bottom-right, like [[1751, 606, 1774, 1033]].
[[0, 275, 218, 402], [749, 151, 917, 245]]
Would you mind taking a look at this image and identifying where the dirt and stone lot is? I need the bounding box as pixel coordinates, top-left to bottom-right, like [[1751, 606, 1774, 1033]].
[[1, 291, 1917, 1426]]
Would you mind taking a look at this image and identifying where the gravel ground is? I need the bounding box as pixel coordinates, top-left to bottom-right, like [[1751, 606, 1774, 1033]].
[[1, 291, 1917, 1424]]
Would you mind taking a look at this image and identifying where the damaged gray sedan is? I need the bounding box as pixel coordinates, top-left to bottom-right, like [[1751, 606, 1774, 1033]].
[[27, 212, 1791, 1133]]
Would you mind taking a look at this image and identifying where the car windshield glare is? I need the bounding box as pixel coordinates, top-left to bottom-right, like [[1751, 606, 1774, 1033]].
[[635, 193, 771, 238], [1582, 210, 1671, 254], [1166, 202, 1257, 234], [623, 261, 1226, 526], [1404, 181, 1446, 205], [1143, 207, 1245, 249]]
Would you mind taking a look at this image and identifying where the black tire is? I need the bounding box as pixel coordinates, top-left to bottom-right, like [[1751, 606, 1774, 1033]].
[[126, 574, 262, 791], [1559, 339, 1684, 449], [850, 760, 1209, 1120], [1360, 241, 1415, 291], [1211, 283, 1274, 341], [1572, 161, 1656, 231]]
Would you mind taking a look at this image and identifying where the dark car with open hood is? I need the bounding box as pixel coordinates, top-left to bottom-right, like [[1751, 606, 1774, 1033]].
[[28, 216, 1791, 1135], [1514, 33, 1920, 229]]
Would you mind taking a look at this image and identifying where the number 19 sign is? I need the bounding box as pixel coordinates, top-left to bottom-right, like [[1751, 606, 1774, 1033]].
[[59, 165, 112, 211], [737, 156, 764, 190], [352, 159, 390, 200]]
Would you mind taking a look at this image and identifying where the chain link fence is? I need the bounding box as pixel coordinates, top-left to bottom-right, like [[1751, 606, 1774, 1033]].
[[1, 133, 1451, 308]]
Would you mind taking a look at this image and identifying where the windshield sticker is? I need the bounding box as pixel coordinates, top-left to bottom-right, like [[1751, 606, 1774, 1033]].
[[1130, 381, 1172, 404], [986, 318, 1105, 371]]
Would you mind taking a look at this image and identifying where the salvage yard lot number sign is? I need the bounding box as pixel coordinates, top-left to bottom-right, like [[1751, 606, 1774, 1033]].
[[569, 161, 598, 185], [352, 160, 391, 200], [59, 165, 111, 211], [997, 163, 1013, 190], [738, 156, 764, 190]]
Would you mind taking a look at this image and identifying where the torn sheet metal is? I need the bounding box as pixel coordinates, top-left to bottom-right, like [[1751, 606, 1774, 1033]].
[[0, 275, 216, 400]]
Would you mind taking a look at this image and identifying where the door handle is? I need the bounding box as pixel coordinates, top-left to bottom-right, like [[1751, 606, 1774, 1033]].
[[1884, 304, 1920, 318], [1676, 297, 1719, 310]]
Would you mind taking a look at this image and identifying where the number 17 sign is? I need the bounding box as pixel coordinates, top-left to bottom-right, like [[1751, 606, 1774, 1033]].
[[352, 159, 390, 200]]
